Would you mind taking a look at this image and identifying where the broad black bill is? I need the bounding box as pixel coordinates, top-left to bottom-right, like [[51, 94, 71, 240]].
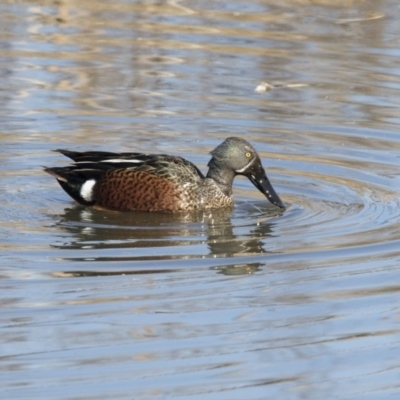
[[248, 168, 285, 209]]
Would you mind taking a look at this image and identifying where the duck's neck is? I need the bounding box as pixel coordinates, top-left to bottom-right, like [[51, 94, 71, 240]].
[[206, 158, 235, 196]]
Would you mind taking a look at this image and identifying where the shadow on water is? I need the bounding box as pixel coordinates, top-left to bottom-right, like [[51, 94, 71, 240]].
[[50, 202, 284, 277]]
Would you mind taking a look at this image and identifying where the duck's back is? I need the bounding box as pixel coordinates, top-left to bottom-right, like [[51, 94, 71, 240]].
[[94, 153, 206, 212], [47, 150, 224, 212]]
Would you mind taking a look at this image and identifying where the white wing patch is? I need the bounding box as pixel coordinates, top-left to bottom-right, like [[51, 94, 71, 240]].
[[101, 159, 142, 163], [80, 179, 96, 201]]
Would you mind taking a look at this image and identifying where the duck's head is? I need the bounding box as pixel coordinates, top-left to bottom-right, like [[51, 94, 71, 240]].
[[209, 137, 285, 209]]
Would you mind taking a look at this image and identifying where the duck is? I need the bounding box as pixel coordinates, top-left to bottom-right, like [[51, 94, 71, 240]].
[[44, 137, 285, 212]]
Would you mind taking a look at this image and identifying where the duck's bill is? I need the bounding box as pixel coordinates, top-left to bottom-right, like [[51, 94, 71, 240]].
[[248, 172, 285, 209]]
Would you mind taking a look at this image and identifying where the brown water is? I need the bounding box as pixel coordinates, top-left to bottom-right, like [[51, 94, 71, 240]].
[[2, 0, 400, 399]]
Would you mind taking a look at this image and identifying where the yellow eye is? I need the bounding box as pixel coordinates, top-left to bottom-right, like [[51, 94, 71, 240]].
[[245, 152, 252, 158]]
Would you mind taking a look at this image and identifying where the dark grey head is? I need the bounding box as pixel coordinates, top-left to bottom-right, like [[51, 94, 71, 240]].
[[208, 137, 285, 209]]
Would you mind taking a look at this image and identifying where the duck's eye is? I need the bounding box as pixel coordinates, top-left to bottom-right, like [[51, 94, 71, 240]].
[[245, 152, 252, 158]]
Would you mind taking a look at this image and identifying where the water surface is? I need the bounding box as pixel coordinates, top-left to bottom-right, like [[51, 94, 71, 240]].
[[2, 0, 400, 399]]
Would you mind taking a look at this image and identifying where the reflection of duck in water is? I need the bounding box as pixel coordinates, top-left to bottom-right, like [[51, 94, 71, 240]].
[[54, 203, 276, 256], [52, 206, 273, 277], [44, 137, 285, 212]]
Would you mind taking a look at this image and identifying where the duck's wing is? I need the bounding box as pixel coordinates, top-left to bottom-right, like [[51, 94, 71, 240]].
[[45, 150, 206, 208], [54, 149, 205, 180]]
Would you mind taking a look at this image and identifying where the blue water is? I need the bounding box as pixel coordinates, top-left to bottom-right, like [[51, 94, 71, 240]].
[[2, 1, 400, 399]]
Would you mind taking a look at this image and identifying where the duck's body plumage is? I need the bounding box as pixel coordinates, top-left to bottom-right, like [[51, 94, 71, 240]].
[[44, 137, 285, 212]]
